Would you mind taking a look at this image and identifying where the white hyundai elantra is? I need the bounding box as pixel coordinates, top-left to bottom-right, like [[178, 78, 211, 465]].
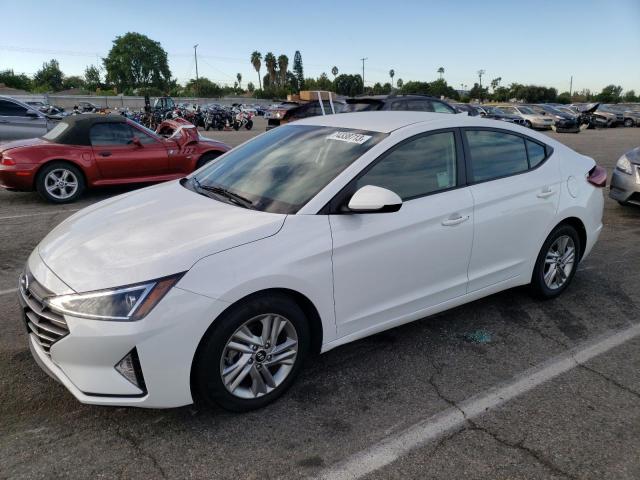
[[19, 112, 605, 411]]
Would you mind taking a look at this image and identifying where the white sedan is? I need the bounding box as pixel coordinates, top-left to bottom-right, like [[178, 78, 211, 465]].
[[19, 112, 605, 411]]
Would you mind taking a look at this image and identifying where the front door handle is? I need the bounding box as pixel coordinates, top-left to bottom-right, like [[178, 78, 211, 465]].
[[536, 188, 555, 199], [99, 151, 112, 157], [442, 214, 470, 226]]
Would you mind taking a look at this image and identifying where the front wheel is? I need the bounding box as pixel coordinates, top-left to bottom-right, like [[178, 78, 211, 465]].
[[195, 152, 221, 170], [530, 225, 581, 299], [524, 120, 533, 128], [192, 294, 309, 411], [35, 162, 85, 204], [245, 119, 254, 130]]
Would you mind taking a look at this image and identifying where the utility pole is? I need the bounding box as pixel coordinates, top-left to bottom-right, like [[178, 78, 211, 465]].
[[360, 57, 367, 94], [569, 75, 573, 98], [477, 69, 485, 89], [194, 44, 199, 98]]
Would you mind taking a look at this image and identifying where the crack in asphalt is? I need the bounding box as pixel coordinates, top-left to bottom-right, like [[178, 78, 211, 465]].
[[115, 429, 168, 479], [578, 363, 640, 400]]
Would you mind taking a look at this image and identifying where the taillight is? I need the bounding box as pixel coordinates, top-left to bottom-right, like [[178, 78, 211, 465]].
[[0, 153, 16, 166], [587, 165, 607, 188]]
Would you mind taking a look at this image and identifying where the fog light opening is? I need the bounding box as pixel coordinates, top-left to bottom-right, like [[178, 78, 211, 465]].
[[115, 348, 147, 393]]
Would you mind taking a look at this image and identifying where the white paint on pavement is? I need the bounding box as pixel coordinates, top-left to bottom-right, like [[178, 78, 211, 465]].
[[315, 322, 640, 480], [0, 288, 18, 296]]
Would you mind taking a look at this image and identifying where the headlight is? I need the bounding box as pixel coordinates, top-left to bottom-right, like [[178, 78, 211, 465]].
[[44, 273, 183, 321], [616, 154, 633, 175]]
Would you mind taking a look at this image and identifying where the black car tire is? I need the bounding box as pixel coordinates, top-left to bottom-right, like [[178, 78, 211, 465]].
[[524, 120, 532, 128], [195, 152, 221, 170], [530, 224, 581, 299], [624, 118, 635, 127], [35, 162, 86, 204], [192, 293, 310, 412]]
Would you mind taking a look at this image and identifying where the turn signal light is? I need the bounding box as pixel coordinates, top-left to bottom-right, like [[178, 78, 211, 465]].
[[587, 165, 607, 188]]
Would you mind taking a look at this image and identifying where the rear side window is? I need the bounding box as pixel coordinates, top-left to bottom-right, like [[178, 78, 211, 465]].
[[526, 139, 546, 168], [405, 100, 434, 112], [356, 132, 457, 200], [432, 101, 455, 114], [0, 99, 29, 117], [465, 130, 528, 182], [90, 123, 134, 146]]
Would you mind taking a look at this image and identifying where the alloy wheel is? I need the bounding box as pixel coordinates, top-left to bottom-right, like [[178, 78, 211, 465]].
[[220, 314, 298, 399], [543, 235, 576, 290], [44, 168, 79, 200]]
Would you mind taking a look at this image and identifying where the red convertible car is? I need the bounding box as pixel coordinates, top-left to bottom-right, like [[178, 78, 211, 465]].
[[0, 114, 230, 203]]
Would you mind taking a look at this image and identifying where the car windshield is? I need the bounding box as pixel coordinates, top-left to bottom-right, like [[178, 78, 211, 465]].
[[42, 122, 70, 141], [191, 125, 387, 214]]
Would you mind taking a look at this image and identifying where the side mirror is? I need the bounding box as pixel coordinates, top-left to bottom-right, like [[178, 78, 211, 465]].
[[347, 185, 402, 213], [25, 110, 40, 118], [131, 136, 143, 147]]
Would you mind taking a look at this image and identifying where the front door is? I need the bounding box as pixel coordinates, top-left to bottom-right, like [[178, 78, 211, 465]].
[[330, 130, 474, 337], [90, 122, 169, 179]]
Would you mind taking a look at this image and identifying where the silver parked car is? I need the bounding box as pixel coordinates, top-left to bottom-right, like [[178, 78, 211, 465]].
[[0, 96, 55, 141], [610, 146, 640, 206]]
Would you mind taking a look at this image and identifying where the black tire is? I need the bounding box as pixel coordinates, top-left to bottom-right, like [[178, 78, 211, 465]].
[[205, 123, 211, 131], [35, 161, 85, 204], [524, 120, 532, 128], [245, 120, 254, 130], [624, 118, 635, 128], [530, 224, 581, 299], [618, 201, 628, 207], [195, 152, 221, 170], [192, 293, 310, 411]]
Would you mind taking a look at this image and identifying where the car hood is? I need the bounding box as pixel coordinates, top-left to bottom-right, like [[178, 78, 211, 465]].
[[37, 180, 286, 292], [625, 146, 640, 164], [0, 137, 49, 152]]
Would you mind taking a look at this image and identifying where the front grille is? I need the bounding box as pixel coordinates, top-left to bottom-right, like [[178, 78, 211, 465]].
[[19, 271, 69, 357]]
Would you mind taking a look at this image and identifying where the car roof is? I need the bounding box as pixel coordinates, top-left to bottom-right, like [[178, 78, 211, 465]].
[[49, 114, 128, 145], [292, 111, 465, 133]]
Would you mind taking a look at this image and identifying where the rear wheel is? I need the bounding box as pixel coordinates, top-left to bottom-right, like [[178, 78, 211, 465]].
[[35, 162, 85, 204], [524, 120, 532, 128], [192, 293, 310, 411], [531, 225, 581, 299], [624, 118, 635, 127], [195, 152, 221, 170]]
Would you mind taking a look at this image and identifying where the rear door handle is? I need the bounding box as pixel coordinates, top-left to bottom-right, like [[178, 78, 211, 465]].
[[99, 151, 112, 157], [442, 215, 470, 226], [536, 188, 555, 199]]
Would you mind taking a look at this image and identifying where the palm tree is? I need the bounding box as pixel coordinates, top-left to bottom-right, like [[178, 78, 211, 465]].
[[250, 51, 262, 90], [396, 78, 404, 89], [236, 73, 242, 90], [331, 66, 339, 79], [389, 69, 395, 87], [277, 54, 289, 86], [437, 67, 445, 79], [264, 52, 277, 86]]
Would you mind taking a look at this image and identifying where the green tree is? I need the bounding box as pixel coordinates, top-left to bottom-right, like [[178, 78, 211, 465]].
[[400, 81, 432, 95], [437, 67, 444, 79], [264, 52, 277, 86], [247, 81, 255, 93], [62, 75, 85, 90], [389, 69, 395, 87], [468, 82, 489, 101], [84, 65, 101, 91], [596, 84, 623, 103], [557, 91, 572, 104], [184, 77, 221, 97], [103, 32, 171, 92], [250, 51, 262, 90], [0, 69, 32, 91], [333, 74, 363, 96], [396, 78, 403, 89], [490, 77, 502, 92], [33, 59, 64, 91], [316, 72, 332, 90], [623, 90, 637, 102], [293, 51, 304, 91], [277, 54, 289, 86], [236, 73, 242, 90]]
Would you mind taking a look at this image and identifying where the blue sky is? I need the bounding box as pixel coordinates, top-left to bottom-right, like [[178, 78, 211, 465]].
[[1, 0, 638, 94]]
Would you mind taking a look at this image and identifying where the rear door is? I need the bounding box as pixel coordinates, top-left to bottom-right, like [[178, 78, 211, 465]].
[[90, 122, 169, 179], [0, 99, 48, 140], [463, 128, 560, 291]]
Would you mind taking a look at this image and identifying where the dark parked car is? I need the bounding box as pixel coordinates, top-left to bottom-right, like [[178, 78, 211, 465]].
[[265, 100, 345, 130], [344, 94, 457, 114], [476, 105, 527, 126], [530, 105, 580, 133], [451, 103, 480, 116]]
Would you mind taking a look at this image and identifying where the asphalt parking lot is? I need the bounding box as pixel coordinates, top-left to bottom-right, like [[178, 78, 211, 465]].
[[1, 121, 640, 479]]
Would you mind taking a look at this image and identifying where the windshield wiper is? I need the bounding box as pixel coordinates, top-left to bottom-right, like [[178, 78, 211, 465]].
[[192, 178, 254, 209]]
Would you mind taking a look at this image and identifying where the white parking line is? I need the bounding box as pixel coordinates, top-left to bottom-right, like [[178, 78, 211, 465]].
[[0, 209, 80, 221], [314, 322, 640, 480], [0, 288, 18, 296]]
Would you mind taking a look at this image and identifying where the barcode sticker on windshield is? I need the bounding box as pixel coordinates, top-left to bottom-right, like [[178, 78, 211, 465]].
[[326, 131, 372, 144]]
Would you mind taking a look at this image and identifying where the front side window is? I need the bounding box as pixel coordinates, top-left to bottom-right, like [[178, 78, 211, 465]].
[[465, 130, 529, 182], [356, 132, 457, 200], [90, 123, 135, 146], [193, 125, 387, 214], [0, 99, 29, 117]]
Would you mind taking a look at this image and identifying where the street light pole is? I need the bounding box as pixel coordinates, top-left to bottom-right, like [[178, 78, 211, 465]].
[[360, 57, 367, 94], [194, 44, 199, 98]]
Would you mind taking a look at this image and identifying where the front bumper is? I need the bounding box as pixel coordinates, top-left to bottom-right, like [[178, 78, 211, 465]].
[[21, 254, 230, 408], [531, 120, 554, 129], [0, 163, 38, 190], [609, 166, 640, 205]]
